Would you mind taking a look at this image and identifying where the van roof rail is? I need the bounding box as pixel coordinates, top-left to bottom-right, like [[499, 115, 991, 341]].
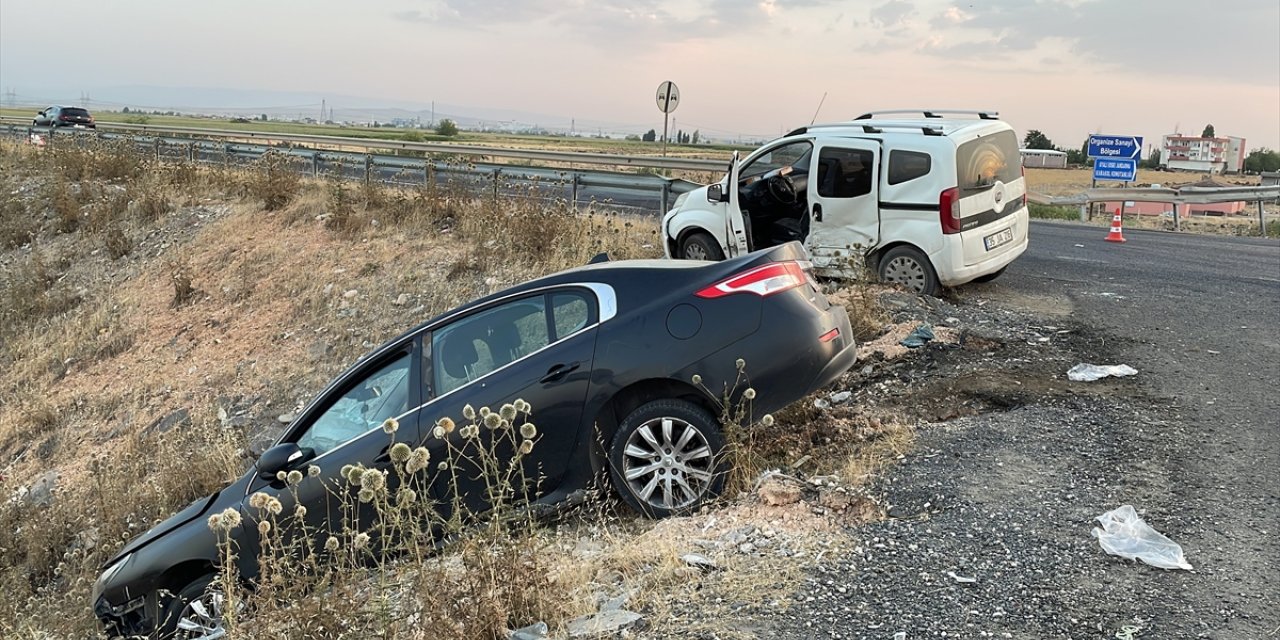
[[854, 109, 1000, 120]]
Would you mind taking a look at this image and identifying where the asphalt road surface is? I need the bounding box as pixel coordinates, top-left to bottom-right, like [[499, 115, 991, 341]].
[[768, 221, 1280, 639]]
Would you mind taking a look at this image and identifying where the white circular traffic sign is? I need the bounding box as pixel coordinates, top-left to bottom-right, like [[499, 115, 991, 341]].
[[655, 81, 680, 114]]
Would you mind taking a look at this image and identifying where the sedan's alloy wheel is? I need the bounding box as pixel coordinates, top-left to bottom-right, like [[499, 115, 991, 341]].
[[175, 590, 228, 639], [622, 416, 715, 510]]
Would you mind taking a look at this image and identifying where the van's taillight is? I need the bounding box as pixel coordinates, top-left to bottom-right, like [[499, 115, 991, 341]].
[[939, 187, 962, 234], [58, 115, 70, 121], [696, 261, 809, 298]]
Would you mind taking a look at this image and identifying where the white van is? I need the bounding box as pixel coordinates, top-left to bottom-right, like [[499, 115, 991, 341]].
[[662, 110, 1030, 296]]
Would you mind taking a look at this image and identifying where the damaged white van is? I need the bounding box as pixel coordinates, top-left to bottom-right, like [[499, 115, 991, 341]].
[[662, 110, 1029, 296]]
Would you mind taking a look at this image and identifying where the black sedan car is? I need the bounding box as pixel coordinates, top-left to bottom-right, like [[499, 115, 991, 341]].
[[92, 241, 856, 638], [33, 105, 96, 129]]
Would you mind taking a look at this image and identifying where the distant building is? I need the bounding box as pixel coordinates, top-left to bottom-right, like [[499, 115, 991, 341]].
[[1020, 148, 1068, 168], [1160, 133, 1246, 173]]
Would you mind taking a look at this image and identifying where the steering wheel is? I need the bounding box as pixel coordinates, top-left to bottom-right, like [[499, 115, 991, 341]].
[[766, 174, 798, 205]]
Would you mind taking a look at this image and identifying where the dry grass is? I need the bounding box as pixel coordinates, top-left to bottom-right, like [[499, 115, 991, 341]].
[[0, 136, 909, 640]]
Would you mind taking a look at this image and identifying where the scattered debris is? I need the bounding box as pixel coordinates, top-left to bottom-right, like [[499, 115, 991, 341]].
[[566, 610, 643, 638], [1067, 363, 1138, 382], [899, 324, 936, 348], [830, 390, 852, 404], [681, 553, 719, 572], [510, 621, 549, 640], [946, 570, 978, 584], [1092, 505, 1192, 570]]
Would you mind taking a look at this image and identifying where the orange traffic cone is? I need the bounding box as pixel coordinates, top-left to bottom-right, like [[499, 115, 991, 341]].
[[1104, 208, 1127, 243]]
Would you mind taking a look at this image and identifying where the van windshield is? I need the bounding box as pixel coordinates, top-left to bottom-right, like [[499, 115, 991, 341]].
[[956, 130, 1020, 190]]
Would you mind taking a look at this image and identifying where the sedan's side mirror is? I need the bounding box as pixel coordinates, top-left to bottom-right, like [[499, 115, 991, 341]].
[[255, 443, 314, 479], [707, 183, 726, 203]]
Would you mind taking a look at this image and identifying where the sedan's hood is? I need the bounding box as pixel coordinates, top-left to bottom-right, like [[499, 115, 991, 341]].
[[106, 491, 219, 567]]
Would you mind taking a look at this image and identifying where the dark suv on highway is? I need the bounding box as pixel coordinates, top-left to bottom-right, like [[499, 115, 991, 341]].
[[33, 105, 95, 129]]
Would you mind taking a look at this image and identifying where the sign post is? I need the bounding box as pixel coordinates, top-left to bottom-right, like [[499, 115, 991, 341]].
[[655, 81, 680, 157]]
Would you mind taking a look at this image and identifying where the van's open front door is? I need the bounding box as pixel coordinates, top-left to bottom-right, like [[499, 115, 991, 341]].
[[723, 151, 749, 257], [806, 140, 881, 271]]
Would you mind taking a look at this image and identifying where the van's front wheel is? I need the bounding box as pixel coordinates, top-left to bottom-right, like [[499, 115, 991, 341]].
[[680, 232, 724, 261], [878, 246, 939, 296]]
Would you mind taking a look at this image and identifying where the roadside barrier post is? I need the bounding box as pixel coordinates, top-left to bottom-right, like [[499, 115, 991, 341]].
[[1260, 200, 1267, 236]]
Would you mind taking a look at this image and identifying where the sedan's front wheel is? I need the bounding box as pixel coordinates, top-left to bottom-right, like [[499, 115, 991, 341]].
[[608, 399, 725, 518], [160, 574, 228, 639]]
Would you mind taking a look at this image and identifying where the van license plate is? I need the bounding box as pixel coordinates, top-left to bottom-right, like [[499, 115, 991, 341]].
[[984, 228, 1014, 251]]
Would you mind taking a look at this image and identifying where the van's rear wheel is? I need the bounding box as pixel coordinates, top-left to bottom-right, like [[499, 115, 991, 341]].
[[878, 246, 939, 296], [680, 232, 724, 261]]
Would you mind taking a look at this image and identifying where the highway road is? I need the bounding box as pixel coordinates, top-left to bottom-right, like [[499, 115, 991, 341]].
[[767, 220, 1280, 638]]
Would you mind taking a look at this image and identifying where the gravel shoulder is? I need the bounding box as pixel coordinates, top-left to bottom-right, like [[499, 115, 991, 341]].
[[761, 225, 1280, 639]]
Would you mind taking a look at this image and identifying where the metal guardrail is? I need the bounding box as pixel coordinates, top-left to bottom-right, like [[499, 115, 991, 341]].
[[1030, 185, 1280, 233], [2, 123, 710, 213], [0, 116, 729, 172]]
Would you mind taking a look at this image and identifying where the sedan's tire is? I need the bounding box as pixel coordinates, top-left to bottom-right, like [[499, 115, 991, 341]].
[[971, 266, 1007, 283], [680, 232, 724, 261], [608, 399, 725, 518], [877, 245, 940, 296], [159, 574, 227, 640]]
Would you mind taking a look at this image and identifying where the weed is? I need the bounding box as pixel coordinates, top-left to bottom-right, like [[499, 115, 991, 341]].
[[49, 179, 81, 234], [104, 226, 132, 259], [248, 152, 301, 211], [0, 198, 37, 248], [1028, 202, 1081, 220], [169, 260, 198, 308]]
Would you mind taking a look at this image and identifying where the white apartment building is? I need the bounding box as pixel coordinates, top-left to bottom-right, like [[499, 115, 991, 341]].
[[1160, 134, 1246, 173]]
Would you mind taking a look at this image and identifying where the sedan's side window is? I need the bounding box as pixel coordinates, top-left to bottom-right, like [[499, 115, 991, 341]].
[[551, 292, 591, 340], [434, 297, 551, 396], [297, 354, 412, 456]]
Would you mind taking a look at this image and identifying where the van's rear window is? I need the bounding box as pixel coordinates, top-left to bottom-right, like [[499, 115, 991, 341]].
[[62, 108, 91, 117], [956, 130, 1020, 189]]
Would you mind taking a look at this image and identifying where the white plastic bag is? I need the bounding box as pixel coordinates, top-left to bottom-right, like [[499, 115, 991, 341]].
[[1068, 363, 1138, 382], [1092, 505, 1192, 570]]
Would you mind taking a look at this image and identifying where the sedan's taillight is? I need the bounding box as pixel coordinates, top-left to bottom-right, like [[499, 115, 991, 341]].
[[939, 187, 962, 234], [695, 261, 810, 298]]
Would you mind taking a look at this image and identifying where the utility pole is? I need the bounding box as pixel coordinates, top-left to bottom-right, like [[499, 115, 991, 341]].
[[321, 99, 326, 122], [430, 101, 435, 127]]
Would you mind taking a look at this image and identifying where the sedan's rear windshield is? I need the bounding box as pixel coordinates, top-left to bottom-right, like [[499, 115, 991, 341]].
[[956, 130, 1020, 190], [62, 108, 90, 117]]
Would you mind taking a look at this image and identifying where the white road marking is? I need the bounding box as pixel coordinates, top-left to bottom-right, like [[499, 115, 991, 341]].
[[1055, 255, 1108, 263]]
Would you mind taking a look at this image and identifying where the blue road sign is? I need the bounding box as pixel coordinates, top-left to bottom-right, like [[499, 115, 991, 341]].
[[1094, 158, 1137, 182], [1088, 135, 1143, 159]]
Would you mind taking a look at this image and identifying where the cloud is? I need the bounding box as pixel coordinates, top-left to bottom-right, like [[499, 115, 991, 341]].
[[390, 0, 811, 40], [869, 0, 913, 27], [920, 0, 1279, 84]]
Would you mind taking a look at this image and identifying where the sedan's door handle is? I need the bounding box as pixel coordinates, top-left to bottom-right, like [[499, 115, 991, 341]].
[[539, 362, 580, 384], [813, 203, 823, 222]]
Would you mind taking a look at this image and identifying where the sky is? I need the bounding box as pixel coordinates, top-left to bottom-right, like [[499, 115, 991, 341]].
[[1, 0, 1278, 150]]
